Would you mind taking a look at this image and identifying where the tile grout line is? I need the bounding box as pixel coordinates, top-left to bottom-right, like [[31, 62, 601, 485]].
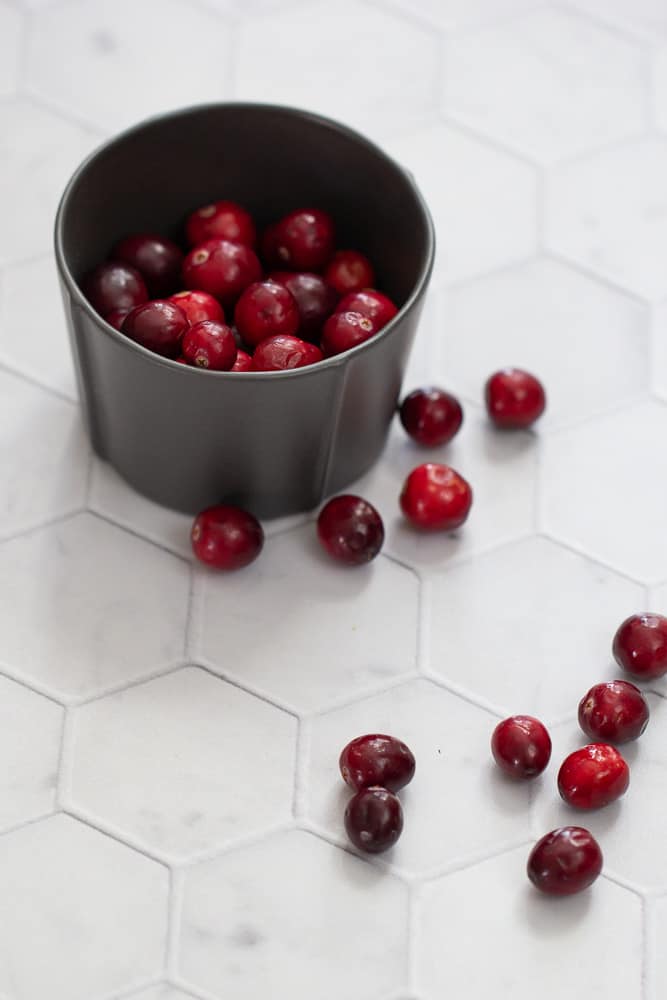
[[643, 894, 655, 1000], [166, 866, 186, 980], [55, 705, 76, 810]]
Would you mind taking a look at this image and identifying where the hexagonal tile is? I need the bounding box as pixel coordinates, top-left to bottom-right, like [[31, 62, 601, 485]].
[[651, 301, 667, 400], [0, 2, 22, 97], [654, 44, 667, 136], [541, 401, 667, 582], [443, 9, 646, 163], [180, 829, 408, 999], [69, 667, 296, 860], [387, 0, 537, 32], [0, 814, 168, 1000], [652, 895, 667, 996], [192, 524, 419, 712], [417, 846, 642, 998], [0, 512, 189, 699], [570, 0, 667, 39], [127, 989, 193, 1000], [305, 679, 530, 877]]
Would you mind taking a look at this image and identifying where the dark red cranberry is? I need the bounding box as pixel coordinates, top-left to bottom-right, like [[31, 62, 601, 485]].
[[191, 505, 264, 570], [400, 463, 472, 531], [121, 300, 188, 358], [251, 335, 322, 371], [558, 743, 629, 809], [261, 209, 335, 271], [321, 311, 377, 357], [168, 289, 225, 326], [491, 716, 551, 779], [175, 357, 189, 365], [182, 239, 262, 307], [485, 368, 546, 429], [527, 827, 603, 896], [399, 388, 464, 446], [185, 200, 256, 248], [83, 261, 148, 316], [336, 289, 397, 329], [578, 681, 649, 744], [339, 734, 415, 792], [324, 249, 375, 295], [317, 495, 384, 565], [112, 233, 183, 297], [234, 280, 299, 348], [344, 787, 403, 854], [268, 271, 339, 341], [181, 320, 237, 371], [613, 614, 667, 679], [105, 308, 130, 330], [230, 349, 253, 372]]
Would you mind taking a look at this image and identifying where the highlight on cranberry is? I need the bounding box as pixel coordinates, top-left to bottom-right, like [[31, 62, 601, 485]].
[[527, 827, 603, 896], [191, 505, 264, 571], [485, 368, 546, 429], [612, 613, 667, 679], [557, 743, 630, 810], [181, 321, 237, 371], [317, 495, 384, 565], [339, 734, 415, 792], [578, 680, 649, 744], [399, 462, 473, 531]]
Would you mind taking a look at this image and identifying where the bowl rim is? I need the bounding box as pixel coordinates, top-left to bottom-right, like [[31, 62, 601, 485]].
[[54, 100, 435, 381]]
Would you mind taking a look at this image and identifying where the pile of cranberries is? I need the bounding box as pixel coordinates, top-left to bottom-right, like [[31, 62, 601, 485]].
[[339, 734, 415, 853]]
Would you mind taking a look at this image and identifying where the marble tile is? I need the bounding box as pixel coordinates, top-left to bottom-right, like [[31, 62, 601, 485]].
[[0, 2, 22, 97], [654, 44, 667, 137], [570, 0, 667, 39], [651, 896, 667, 999], [387, 0, 539, 31], [126, 988, 194, 1000], [650, 301, 667, 400]]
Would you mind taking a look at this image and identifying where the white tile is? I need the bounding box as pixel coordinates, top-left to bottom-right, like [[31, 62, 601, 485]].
[[654, 45, 667, 136], [388, 0, 538, 32], [652, 896, 667, 998], [570, 0, 667, 39], [127, 988, 193, 1000], [0, 3, 22, 97], [0, 814, 168, 1000], [180, 829, 408, 999], [651, 301, 667, 399]]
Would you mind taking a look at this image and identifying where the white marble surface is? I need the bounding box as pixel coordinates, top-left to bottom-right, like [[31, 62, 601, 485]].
[[1, 1, 667, 998]]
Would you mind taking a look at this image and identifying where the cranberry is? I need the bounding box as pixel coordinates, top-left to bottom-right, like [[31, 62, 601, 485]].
[[344, 787, 403, 854], [121, 300, 188, 358], [317, 495, 384, 565], [182, 239, 261, 307], [557, 743, 629, 809], [230, 348, 253, 372], [491, 716, 551, 780], [321, 311, 377, 357], [337, 289, 398, 329], [527, 827, 603, 896], [191, 505, 264, 570], [83, 261, 148, 316], [175, 357, 189, 365], [112, 233, 183, 297], [399, 388, 463, 447], [268, 271, 339, 341], [105, 308, 130, 331], [578, 681, 649, 744], [234, 280, 299, 348], [181, 320, 237, 371], [339, 734, 415, 792], [485, 368, 546, 429], [168, 289, 225, 326], [400, 463, 472, 531], [251, 335, 323, 371], [261, 209, 335, 271], [613, 613, 667, 680], [324, 250, 375, 295], [185, 200, 256, 248]]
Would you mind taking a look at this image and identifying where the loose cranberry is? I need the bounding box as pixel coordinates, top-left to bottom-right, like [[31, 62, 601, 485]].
[[251, 335, 323, 371], [182, 239, 261, 307], [234, 280, 299, 348], [321, 311, 377, 357], [491, 716, 551, 780], [344, 787, 403, 854], [261, 209, 335, 271], [399, 388, 464, 447], [613, 614, 667, 680], [558, 743, 629, 809], [181, 320, 237, 371], [339, 734, 415, 792], [168, 289, 225, 326], [317, 495, 384, 565], [578, 681, 649, 744], [337, 289, 398, 329], [105, 308, 130, 330], [112, 233, 183, 297], [400, 463, 472, 531], [83, 261, 148, 316], [324, 250, 375, 295], [185, 200, 256, 248], [527, 827, 603, 896], [230, 349, 253, 372], [121, 300, 189, 358], [268, 271, 339, 341], [191, 505, 264, 570], [485, 368, 546, 429]]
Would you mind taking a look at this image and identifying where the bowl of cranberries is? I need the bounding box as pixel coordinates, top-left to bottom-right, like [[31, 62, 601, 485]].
[[55, 103, 434, 517]]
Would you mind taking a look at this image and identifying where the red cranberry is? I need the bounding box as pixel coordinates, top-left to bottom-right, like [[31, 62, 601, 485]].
[[339, 734, 415, 792], [168, 289, 225, 326], [344, 787, 403, 854], [268, 271, 339, 341], [175, 357, 189, 365], [182, 239, 261, 307], [83, 261, 148, 316], [527, 827, 603, 896], [191, 505, 264, 570], [578, 681, 649, 744], [261, 209, 335, 271], [230, 349, 253, 372], [558, 743, 629, 809], [317, 495, 384, 565], [321, 311, 377, 357], [485, 368, 546, 429], [337, 289, 398, 329], [181, 320, 237, 371], [251, 335, 322, 371], [324, 250, 375, 295], [105, 308, 130, 330], [400, 463, 472, 531], [613, 614, 667, 680], [399, 388, 464, 447], [234, 280, 299, 348], [121, 300, 189, 358], [112, 233, 183, 297], [491, 716, 552, 780], [185, 200, 256, 248]]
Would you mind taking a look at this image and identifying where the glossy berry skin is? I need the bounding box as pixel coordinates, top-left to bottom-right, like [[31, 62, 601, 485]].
[[105, 308, 130, 331], [182, 238, 261, 307], [613, 614, 667, 679], [251, 335, 323, 371], [234, 280, 299, 348], [121, 300, 188, 358], [191, 505, 264, 570], [527, 827, 603, 896], [578, 681, 649, 744], [339, 734, 415, 792], [261, 208, 335, 271], [321, 310, 376, 357], [324, 250, 375, 295], [558, 743, 629, 810], [317, 495, 384, 565], [399, 388, 463, 447], [181, 320, 237, 371], [83, 261, 148, 316], [112, 233, 183, 297], [337, 289, 397, 329], [491, 716, 552, 780], [485, 368, 546, 429], [344, 787, 403, 854], [268, 271, 339, 341], [168, 289, 225, 326], [230, 349, 253, 372], [185, 200, 256, 248], [400, 463, 472, 531]]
